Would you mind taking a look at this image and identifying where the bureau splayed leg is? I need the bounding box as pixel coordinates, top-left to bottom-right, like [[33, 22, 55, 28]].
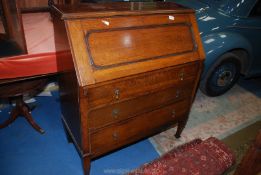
[[175, 114, 189, 138]]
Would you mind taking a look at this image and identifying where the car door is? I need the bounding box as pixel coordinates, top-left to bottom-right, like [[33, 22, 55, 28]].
[[235, 0, 261, 76]]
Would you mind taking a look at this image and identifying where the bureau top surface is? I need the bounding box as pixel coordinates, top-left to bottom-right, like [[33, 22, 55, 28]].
[[52, 2, 194, 19]]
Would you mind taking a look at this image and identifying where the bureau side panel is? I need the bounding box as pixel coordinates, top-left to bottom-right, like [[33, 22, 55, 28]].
[[52, 11, 82, 148]]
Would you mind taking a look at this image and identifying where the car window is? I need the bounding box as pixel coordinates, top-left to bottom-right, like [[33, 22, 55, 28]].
[[250, 0, 261, 16]]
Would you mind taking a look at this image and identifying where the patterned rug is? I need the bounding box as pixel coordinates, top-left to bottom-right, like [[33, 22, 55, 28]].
[[150, 78, 261, 155]]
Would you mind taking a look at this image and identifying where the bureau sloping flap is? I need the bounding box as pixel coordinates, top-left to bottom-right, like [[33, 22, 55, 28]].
[[86, 24, 194, 69], [62, 4, 205, 87]]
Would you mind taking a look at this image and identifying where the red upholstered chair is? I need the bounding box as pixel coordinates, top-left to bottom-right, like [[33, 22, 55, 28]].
[[128, 137, 235, 175]]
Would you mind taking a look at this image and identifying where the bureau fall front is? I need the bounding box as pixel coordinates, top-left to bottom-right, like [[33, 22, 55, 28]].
[[50, 2, 205, 174]]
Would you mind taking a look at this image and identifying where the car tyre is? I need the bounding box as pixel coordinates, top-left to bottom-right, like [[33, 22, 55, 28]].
[[200, 52, 241, 97]]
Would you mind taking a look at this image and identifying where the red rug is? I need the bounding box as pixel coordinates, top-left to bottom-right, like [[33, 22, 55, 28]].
[[128, 137, 235, 175]]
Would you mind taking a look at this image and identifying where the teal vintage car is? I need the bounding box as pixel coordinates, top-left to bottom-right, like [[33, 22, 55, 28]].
[[170, 0, 261, 96]]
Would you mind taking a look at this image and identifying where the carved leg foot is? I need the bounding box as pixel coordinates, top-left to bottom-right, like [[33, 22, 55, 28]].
[[18, 98, 45, 134], [0, 108, 19, 129], [0, 96, 44, 134], [22, 105, 45, 134], [82, 157, 91, 175]]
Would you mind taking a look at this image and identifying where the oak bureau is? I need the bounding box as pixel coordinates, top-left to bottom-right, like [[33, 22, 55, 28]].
[[50, 1, 205, 174]]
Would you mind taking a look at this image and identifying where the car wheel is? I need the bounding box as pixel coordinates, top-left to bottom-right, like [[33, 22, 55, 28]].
[[200, 52, 241, 97]]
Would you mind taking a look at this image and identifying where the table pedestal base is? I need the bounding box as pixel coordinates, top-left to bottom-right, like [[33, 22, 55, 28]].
[[0, 95, 45, 134]]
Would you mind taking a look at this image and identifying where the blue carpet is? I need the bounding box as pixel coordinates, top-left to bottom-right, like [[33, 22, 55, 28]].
[[0, 91, 159, 175]]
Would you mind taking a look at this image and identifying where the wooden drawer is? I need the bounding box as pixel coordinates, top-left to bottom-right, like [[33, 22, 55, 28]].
[[90, 100, 190, 156], [86, 61, 199, 108], [88, 81, 194, 130]]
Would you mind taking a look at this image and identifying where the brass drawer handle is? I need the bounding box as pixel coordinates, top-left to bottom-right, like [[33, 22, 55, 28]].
[[178, 70, 184, 81], [114, 89, 120, 100], [176, 90, 180, 98], [172, 110, 176, 118], [112, 109, 119, 119], [112, 132, 118, 141]]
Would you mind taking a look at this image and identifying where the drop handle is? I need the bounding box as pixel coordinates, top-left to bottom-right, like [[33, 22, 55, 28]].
[[112, 132, 119, 141], [112, 109, 119, 119], [172, 110, 176, 118], [176, 90, 180, 98], [178, 70, 184, 81], [114, 89, 120, 100]]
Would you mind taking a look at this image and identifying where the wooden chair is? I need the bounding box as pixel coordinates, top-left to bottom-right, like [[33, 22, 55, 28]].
[[0, 0, 27, 54]]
